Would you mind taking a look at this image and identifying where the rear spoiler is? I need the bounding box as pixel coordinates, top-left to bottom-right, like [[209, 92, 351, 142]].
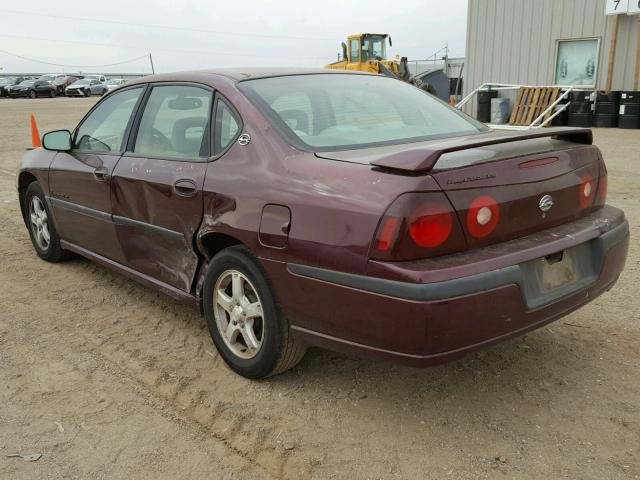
[[370, 128, 593, 173]]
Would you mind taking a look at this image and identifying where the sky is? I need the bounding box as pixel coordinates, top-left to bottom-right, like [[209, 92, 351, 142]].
[[0, 0, 468, 74]]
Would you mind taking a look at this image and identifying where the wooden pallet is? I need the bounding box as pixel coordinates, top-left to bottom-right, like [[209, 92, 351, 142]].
[[508, 87, 561, 126]]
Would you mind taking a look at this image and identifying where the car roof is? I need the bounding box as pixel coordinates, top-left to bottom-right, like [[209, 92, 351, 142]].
[[125, 67, 373, 85]]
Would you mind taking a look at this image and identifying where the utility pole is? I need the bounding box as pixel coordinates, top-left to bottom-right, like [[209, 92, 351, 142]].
[[149, 53, 155, 75]]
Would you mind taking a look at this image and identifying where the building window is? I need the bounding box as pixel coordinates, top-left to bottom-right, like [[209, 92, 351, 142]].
[[554, 38, 600, 87]]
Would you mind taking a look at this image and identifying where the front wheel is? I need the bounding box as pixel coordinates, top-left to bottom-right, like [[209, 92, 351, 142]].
[[24, 182, 71, 262], [203, 246, 306, 379], [29, 90, 36, 99], [84, 89, 91, 97]]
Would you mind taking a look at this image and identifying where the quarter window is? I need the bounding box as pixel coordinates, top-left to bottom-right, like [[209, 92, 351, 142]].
[[134, 85, 212, 159], [214, 99, 240, 154], [74, 87, 143, 153]]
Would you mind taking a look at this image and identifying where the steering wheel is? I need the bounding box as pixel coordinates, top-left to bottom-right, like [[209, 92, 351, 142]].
[[150, 127, 172, 152]]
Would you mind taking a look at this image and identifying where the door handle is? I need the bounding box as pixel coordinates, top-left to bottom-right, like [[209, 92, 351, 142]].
[[93, 166, 110, 181], [173, 179, 197, 197]]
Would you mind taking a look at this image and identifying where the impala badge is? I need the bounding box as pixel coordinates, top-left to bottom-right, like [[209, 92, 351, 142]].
[[539, 194, 554, 212]]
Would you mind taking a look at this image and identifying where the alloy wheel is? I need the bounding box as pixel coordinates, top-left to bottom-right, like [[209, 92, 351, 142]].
[[213, 269, 264, 359], [29, 196, 50, 251]]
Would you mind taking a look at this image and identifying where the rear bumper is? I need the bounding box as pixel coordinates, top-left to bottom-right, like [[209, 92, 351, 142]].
[[263, 206, 629, 366]]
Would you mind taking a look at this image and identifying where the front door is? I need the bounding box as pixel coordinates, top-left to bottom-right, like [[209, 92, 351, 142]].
[[110, 84, 213, 292], [49, 86, 145, 261]]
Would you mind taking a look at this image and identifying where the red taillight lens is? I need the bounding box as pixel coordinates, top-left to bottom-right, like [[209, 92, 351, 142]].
[[466, 195, 500, 239], [408, 204, 453, 248], [371, 192, 465, 261], [375, 217, 399, 251], [579, 173, 596, 208]]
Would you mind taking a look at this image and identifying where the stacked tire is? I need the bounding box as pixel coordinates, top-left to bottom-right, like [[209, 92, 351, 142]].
[[593, 91, 620, 128], [551, 96, 569, 126], [568, 91, 593, 127], [477, 90, 498, 123], [619, 91, 640, 129]]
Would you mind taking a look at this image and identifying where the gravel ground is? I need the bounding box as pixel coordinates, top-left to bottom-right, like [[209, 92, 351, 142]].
[[0, 97, 639, 480]]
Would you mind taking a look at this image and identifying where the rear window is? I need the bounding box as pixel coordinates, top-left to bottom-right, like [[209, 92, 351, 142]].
[[239, 74, 486, 150]]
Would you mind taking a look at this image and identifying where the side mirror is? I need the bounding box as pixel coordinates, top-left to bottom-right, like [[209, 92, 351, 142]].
[[43, 130, 72, 151], [341, 42, 348, 61]]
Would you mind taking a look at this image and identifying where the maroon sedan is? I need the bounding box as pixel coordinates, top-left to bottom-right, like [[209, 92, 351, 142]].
[[17, 69, 629, 379]]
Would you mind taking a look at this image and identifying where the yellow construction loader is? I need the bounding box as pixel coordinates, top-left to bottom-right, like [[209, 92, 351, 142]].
[[325, 33, 412, 82]]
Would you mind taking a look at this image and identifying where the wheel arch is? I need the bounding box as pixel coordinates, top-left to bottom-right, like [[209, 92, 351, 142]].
[[197, 231, 245, 261], [17, 171, 38, 224], [194, 230, 247, 310]]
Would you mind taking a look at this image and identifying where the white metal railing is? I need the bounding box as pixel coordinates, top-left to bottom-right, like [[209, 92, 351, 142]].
[[455, 83, 590, 130]]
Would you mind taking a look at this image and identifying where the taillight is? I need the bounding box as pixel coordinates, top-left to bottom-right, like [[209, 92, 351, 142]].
[[371, 192, 465, 261], [595, 166, 607, 207], [579, 173, 596, 208], [408, 203, 453, 248], [597, 175, 607, 203], [466, 195, 500, 239]]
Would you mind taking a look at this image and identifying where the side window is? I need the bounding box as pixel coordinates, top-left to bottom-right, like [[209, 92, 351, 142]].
[[134, 85, 212, 159], [74, 87, 143, 153], [350, 39, 359, 62], [214, 99, 240, 154]]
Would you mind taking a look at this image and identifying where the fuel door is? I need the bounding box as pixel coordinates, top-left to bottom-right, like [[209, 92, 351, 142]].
[[259, 204, 291, 249]]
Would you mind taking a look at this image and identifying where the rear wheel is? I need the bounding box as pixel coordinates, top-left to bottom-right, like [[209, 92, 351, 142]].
[[24, 182, 71, 262], [84, 89, 91, 97], [203, 246, 306, 379], [29, 90, 36, 99]]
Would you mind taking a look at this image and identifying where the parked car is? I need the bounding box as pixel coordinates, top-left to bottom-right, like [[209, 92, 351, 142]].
[[38, 73, 65, 84], [0, 76, 28, 97], [106, 78, 126, 91], [8, 79, 57, 98], [65, 79, 107, 97], [52, 75, 78, 95], [83, 74, 107, 83], [17, 69, 629, 379]]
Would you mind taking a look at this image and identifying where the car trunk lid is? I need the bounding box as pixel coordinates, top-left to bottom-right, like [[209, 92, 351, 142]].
[[432, 142, 605, 249]]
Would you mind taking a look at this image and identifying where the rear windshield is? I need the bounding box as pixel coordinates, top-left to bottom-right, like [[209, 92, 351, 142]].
[[239, 74, 486, 150]]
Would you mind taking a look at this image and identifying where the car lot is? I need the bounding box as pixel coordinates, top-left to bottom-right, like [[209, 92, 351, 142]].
[[0, 97, 639, 479]]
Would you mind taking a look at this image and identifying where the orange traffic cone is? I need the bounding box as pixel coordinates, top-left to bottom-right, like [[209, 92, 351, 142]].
[[30, 114, 42, 148]]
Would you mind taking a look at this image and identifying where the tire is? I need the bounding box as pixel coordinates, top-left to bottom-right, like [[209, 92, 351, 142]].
[[48, 90, 56, 98], [84, 89, 91, 97], [29, 90, 36, 99], [568, 112, 592, 127], [203, 246, 306, 379], [24, 182, 72, 262], [592, 114, 618, 128], [568, 101, 592, 114]]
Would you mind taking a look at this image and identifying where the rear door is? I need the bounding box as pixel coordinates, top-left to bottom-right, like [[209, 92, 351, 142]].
[[110, 83, 213, 292], [49, 86, 146, 261]]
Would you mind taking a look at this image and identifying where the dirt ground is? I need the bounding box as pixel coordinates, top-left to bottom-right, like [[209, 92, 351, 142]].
[[0, 97, 638, 480]]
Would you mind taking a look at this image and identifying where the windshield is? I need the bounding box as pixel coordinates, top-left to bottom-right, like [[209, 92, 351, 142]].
[[362, 35, 386, 61], [240, 74, 486, 151], [19, 80, 34, 86], [38, 75, 55, 82], [107, 79, 122, 85]]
